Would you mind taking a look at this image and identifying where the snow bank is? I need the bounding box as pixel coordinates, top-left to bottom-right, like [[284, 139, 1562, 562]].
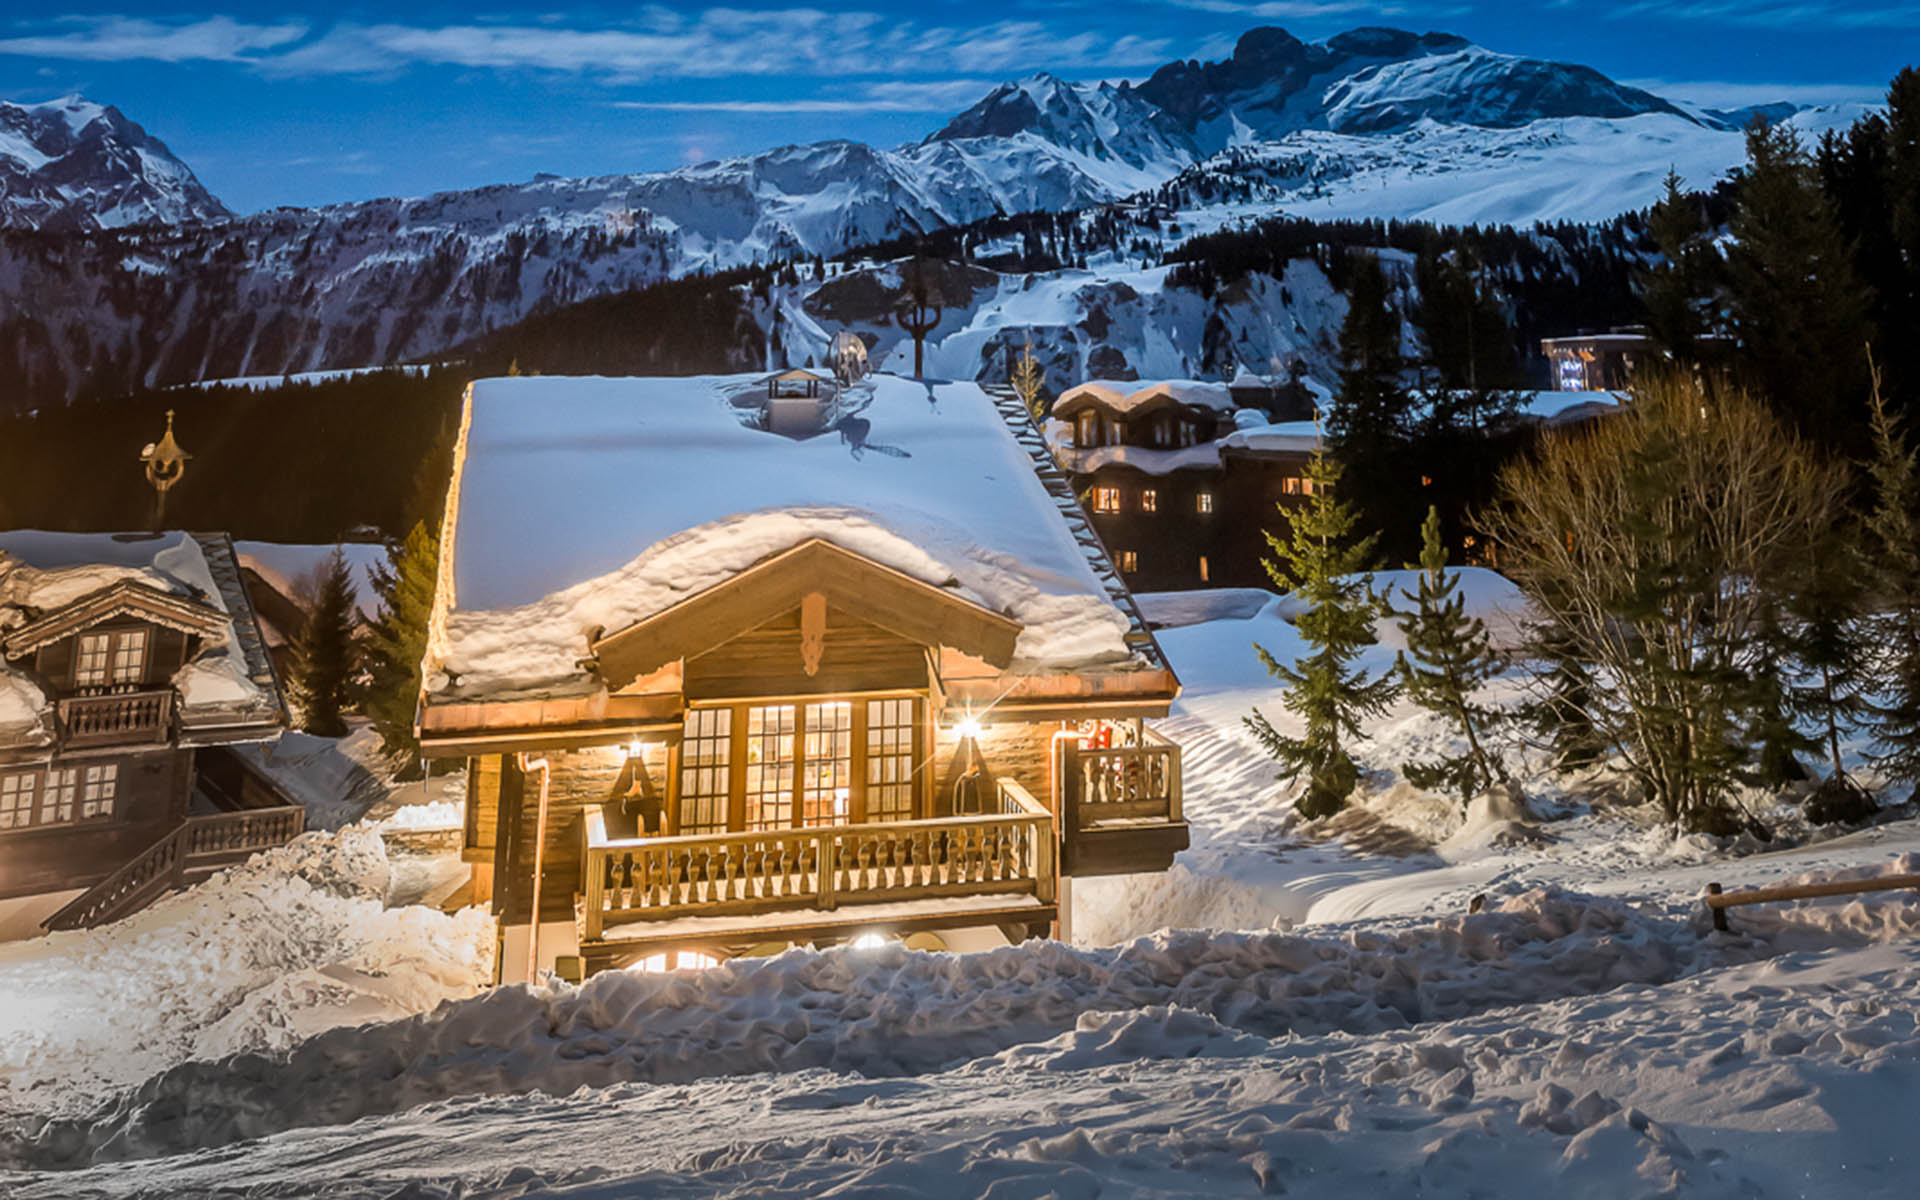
[[0, 826, 493, 1123], [2, 888, 1756, 1166]]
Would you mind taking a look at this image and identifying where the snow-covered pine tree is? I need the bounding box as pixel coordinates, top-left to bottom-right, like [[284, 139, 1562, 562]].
[[289, 547, 359, 738], [1392, 506, 1508, 808], [1784, 519, 1877, 821], [1862, 370, 1920, 790], [361, 521, 439, 777], [1246, 447, 1397, 819]]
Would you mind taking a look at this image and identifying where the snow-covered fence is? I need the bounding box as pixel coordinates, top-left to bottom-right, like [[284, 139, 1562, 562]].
[[1704, 869, 1920, 932]]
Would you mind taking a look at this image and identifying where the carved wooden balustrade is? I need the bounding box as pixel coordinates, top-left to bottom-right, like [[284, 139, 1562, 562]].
[[1059, 726, 1183, 831], [581, 782, 1056, 940], [42, 805, 306, 932], [57, 689, 175, 748]]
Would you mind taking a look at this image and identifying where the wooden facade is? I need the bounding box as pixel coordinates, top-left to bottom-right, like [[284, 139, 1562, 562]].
[[425, 538, 1191, 979], [0, 534, 299, 928]]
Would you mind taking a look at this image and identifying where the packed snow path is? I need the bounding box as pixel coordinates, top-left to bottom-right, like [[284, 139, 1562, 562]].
[[6, 927, 1918, 1197]]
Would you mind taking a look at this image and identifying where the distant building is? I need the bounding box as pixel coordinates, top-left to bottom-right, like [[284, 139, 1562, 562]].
[[1048, 379, 1321, 593], [0, 531, 301, 937], [1541, 332, 1651, 391]]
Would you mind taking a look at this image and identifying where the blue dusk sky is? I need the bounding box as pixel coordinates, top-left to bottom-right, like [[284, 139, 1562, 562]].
[[1, 2, 1908, 215]]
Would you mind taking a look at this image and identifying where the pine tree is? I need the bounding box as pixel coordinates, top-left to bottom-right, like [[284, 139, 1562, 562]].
[[1742, 596, 1814, 787], [1246, 448, 1398, 818], [1862, 369, 1920, 787], [1327, 252, 1420, 560], [1639, 170, 1720, 365], [289, 547, 359, 738], [1726, 119, 1873, 450], [361, 521, 440, 775], [1391, 506, 1508, 808], [1010, 336, 1046, 420]]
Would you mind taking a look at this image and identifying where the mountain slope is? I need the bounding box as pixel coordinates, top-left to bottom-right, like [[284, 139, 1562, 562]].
[[0, 97, 228, 231]]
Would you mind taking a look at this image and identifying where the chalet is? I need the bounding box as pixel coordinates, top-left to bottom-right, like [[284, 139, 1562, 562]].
[[420, 374, 1190, 982], [1047, 379, 1322, 593], [0, 531, 301, 937], [1541, 332, 1650, 391]]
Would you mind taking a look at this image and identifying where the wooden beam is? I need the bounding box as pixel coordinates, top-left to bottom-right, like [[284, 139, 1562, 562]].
[[593, 539, 1022, 689]]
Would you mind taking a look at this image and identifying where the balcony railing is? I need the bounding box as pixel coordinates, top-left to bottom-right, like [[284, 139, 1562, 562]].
[[1059, 726, 1183, 830], [57, 689, 174, 748], [581, 783, 1056, 941], [42, 805, 306, 932]]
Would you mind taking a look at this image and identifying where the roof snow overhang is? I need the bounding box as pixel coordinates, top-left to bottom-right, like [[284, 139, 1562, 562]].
[[1053, 382, 1217, 422], [590, 538, 1023, 692], [2, 578, 228, 660]]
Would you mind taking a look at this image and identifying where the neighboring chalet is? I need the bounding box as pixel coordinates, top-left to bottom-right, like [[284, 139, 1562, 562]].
[[1541, 332, 1650, 391], [0, 531, 301, 937], [1048, 378, 1323, 593], [420, 374, 1190, 981]]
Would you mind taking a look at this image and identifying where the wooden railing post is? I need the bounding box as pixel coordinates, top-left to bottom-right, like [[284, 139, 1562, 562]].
[[582, 815, 605, 942], [817, 830, 837, 911]]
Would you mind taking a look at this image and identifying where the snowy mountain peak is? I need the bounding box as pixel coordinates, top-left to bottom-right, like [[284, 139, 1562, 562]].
[[0, 94, 229, 231]]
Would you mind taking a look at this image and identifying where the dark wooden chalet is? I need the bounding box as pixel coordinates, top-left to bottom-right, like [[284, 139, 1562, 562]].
[[1047, 379, 1322, 593], [0, 532, 301, 935], [419, 374, 1191, 981]]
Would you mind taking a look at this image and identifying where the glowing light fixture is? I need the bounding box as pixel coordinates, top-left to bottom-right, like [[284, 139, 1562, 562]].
[[954, 716, 984, 740], [850, 933, 891, 950]]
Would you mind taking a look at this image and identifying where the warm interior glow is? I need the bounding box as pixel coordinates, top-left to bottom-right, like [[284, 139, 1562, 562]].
[[954, 716, 983, 739], [850, 933, 891, 950]]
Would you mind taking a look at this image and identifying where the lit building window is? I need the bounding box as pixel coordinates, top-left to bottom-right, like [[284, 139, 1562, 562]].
[[1140, 488, 1158, 513], [1092, 486, 1122, 514], [1199, 555, 1210, 582], [1282, 476, 1302, 495], [1195, 491, 1214, 514], [1118, 550, 1138, 573]]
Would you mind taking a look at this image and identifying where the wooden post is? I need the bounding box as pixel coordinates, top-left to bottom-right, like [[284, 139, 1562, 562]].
[[1706, 882, 1729, 932], [817, 830, 837, 911], [582, 817, 604, 942], [1167, 741, 1183, 824]]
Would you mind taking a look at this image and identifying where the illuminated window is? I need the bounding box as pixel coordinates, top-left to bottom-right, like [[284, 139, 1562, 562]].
[[1199, 555, 1211, 582], [800, 702, 852, 827], [74, 629, 147, 690], [865, 698, 918, 822], [1118, 550, 1138, 573], [1282, 476, 1302, 495], [1421, 475, 1433, 488], [75, 634, 111, 688], [110, 629, 147, 684], [1091, 486, 1122, 514], [1140, 488, 1158, 513], [678, 708, 732, 834], [744, 704, 797, 831], [1195, 491, 1214, 514]]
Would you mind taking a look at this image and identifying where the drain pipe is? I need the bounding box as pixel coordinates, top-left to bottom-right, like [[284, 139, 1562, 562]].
[[517, 753, 553, 984]]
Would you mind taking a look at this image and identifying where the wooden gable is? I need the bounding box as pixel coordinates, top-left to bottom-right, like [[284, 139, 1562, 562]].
[[684, 601, 931, 700], [2, 579, 226, 662], [592, 539, 1022, 691]]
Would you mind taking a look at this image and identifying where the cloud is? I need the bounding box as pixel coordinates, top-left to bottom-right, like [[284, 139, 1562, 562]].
[[1563, 0, 1920, 30], [0, 16, 308, 63], [614, 78, 1007, 114], [1621, 77, 1887, 109], [252, 13, 1172, 82]]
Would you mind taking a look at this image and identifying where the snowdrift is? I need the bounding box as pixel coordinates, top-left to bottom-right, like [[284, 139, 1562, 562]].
[[17, 871, 1920, 1170]]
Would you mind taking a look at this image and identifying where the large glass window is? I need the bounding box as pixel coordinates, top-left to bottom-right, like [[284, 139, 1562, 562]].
[[1091, 486, 1121, 514], [865, 699, 917, 822], [74, 629, 148, 690], [0, 773, 36, 830], [801, 702, 852, 826], [110, 629, 148, 685], [677, 708, 731, 834], [744, 704, 796, 831], [0, 764, 111, 831]]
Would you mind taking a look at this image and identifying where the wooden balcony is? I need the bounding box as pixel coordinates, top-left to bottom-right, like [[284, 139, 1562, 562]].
[[57, 689, 175, 749], [1059, 726, 1189, 876], [580, 780, 1057, 952]]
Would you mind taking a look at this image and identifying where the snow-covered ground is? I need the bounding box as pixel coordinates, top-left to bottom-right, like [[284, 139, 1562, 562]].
[[3, 581, 1918, 1196]]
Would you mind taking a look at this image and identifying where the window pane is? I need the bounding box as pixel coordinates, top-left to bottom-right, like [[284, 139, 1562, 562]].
[[75, 634, 110, 688], [111, 629, 148, 684], [81, 764, 117, 818], [0, 774, 34, 829], [801, 702, 851, 827], [44, 768, 77, 824], [678, 708, 731, 834], [865, 699, 918, 822], [744, 704, 795, 831]]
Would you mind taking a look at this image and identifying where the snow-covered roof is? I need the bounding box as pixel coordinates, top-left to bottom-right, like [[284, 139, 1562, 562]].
[[1056, 379, 1235, 416], [0, 531, 285, 745], [429, 374, 1153, 703], [1218, 421, 1323, 454]]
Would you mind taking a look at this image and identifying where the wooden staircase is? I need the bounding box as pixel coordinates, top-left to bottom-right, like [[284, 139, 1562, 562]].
[[41, 806, 306, 932]]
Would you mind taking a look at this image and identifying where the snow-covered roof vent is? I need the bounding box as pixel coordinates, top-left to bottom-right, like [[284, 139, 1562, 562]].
[[429, 374, 1154, 703]]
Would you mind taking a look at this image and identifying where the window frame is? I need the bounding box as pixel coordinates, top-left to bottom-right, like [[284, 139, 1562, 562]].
[[0, 762, 116, 833], [1195, 490, 1215, 515], [1091, 485, 1122, 514], [1140, 488, 1158, 514], [1117, 550, 1139, 573]]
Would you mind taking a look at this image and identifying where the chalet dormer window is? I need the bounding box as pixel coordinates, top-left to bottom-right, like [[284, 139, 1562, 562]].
[[73, 628, 149, 691], [1091, 486, 1122, 514], [1195, 491, 1215, 514], [1076, 411, 1098, 447], [1154, 414, 1172, 447]]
